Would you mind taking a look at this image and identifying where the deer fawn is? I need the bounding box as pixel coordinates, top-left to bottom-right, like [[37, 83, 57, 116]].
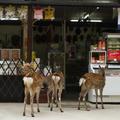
[[78, 65, 106, 111], [22, 63, 45, 117], [46, 71, 64, 112]]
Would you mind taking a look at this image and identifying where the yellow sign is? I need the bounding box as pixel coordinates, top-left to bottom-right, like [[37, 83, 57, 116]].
[[44, 6, 55, 20]]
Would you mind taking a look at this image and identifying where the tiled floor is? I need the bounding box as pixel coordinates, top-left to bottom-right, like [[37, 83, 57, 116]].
[[0, 101, 120, 120]]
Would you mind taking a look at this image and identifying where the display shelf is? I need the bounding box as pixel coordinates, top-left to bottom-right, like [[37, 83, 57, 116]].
[[89, 50, 106, 64], [0, 49, 20, 60]]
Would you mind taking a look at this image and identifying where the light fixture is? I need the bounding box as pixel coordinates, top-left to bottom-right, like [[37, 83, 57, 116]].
[[70, 19, 78, 22], [0, 18, 19, 20], [88, 19, 102, 22]]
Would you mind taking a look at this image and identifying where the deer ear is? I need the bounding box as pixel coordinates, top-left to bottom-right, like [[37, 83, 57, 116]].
[[99, 65, 101, 68], [104, 65, 107, 69]]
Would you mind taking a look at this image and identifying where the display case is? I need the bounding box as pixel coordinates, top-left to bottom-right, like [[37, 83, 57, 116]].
[[89, 50, 106, 65], [88, 33, 120, 103], [107, 33, 120, 63]]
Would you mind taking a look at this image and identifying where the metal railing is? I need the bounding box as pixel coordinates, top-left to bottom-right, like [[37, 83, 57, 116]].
[[0, 59, 52, 102]]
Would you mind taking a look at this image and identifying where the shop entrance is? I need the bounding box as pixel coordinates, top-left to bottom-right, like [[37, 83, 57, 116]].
[[32, 20, 89, 96], [32, 20, 65, 77]]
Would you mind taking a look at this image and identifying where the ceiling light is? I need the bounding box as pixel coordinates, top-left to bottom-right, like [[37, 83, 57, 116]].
[[0, 18, 19, 20], [70, 19, 78, 22], [87, 19, 102, 22]]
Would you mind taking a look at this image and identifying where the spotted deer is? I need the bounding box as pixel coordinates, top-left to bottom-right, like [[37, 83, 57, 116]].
[[46, 71, 64, 112], [22, 63, 45, 117], [78, 65, 106, 110]]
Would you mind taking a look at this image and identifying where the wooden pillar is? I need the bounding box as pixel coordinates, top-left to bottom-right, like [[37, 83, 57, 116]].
[[27, 5, 33, 62], [22, 5, 33, 62], [23, 19, 28, 62]]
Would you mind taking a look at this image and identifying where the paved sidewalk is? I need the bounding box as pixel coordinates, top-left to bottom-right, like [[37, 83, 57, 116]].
[[0, 102, 119, 120]]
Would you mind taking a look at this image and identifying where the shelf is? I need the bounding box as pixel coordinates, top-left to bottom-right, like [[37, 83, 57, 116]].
[[108, 47, 120, 49], [89, 50, 106, 67], [90, 50, 106, 52]]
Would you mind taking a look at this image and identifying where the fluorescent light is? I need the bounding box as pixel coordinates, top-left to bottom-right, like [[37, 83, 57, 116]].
[[88, 19, 102, 22], [70, 19, 102, 23], [70, 19, 78, 22], [0, 18, 19, 20]]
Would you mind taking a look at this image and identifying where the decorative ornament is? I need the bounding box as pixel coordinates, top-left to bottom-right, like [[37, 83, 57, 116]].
[[44, 6, 55, 20], [17, 5, 28, 20], [0, 6, 4, 18], [5, 5, 15, 18]]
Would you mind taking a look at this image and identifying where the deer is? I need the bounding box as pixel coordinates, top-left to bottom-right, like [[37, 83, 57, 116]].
[[78, 65, 106, 111], [22, 63, 45, 117], [45, 71, 64, 112]]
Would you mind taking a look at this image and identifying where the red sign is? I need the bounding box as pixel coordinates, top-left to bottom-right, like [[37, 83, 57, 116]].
[[108, 50, 120, 61], [34, 7, 43, 20]]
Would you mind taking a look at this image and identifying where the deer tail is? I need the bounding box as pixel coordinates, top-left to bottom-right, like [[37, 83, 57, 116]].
[[23, 77, 33, 87], [79, 77, 86, 86]]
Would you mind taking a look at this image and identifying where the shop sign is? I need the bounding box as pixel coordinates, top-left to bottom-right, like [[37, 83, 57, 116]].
[[44, 6, 55, 20], [33, 7, 43, 20], [0, 5, 28, 20]]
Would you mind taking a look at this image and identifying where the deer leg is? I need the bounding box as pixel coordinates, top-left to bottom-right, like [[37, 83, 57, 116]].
[[58, 88, 63, 112], [36, 87, 41, 112], [50, 90, 54, 111], [30, 89, 35, 117], [78, 92, 82, 110], [23, 87, 28, 116], [83, 91, 90, 111], [78, 96, 80, 110], [55, 90, 58, 108], [95, 89, 98, 109], [100, 88, 104, 109], [47, 89, 51, 107]]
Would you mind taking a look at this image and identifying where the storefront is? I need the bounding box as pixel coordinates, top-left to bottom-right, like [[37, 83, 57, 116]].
[[0, 0, 120, 102]]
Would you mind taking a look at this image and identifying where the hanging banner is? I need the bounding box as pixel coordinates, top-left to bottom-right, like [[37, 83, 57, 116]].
[[17, 5, 28, 20], [118, 8, 120, 30], [44, 6, 55, 20], [33, 7, 43, 20], [0, 5, 28, 20], [5, 5, 16, 19], [0, 6, 4, 18]]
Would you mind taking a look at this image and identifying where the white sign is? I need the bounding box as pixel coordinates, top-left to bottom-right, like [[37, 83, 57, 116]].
[[118, 8, 120, 29]]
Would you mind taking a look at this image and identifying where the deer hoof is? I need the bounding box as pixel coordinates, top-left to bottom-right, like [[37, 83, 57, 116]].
[[96, 106, 98, 109], [48, 104, 50, 107], [37, 108, 40, 112], [31, 114, 35, 117], [56, 104, 58, 108], [50, 107, 53, 111], [23, 112, 25, 116], [86, 108, 90, 111], [60, 109, 64, 112], [78, 107, 80, 110], [102, 106, 104, 109]]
